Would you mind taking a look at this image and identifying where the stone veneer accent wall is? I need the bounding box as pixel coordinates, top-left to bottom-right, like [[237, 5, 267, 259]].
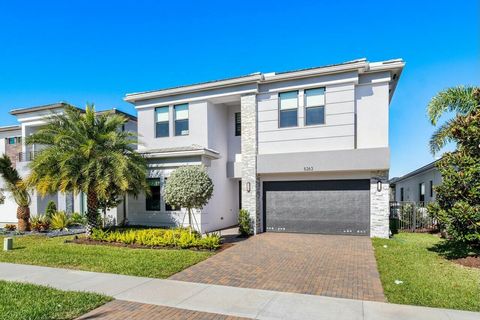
[[240, 94, 261, 234], [370, 170, 389, 238], [5, 138, 22, 168]]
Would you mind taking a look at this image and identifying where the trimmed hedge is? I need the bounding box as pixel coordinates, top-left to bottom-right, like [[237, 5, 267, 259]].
[[90, 228, 221, 250]]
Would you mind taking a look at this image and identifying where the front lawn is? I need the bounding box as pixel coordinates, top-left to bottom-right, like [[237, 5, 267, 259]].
[[373, 233, 480, 311], [0, 280, 111, 320], [0, 235, 213, 278]]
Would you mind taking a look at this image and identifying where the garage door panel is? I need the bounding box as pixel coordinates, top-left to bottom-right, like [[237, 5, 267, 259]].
[[263, 180, 370, 235]]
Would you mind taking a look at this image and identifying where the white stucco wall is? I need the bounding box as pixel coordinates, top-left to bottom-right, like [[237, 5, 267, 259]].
[[257, 73, 357, 154], [355, 72, 390, 149], [395, 168, 442, 202]]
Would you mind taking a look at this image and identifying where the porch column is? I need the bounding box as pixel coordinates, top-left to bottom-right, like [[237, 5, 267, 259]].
[[370, 170, 390, 238], [240, 93, 261, 234]]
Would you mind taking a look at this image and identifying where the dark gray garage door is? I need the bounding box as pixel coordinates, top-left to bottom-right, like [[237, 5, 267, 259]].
[[263, 180, 370, 235]]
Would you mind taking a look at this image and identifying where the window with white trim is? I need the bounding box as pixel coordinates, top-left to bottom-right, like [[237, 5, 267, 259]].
[[174, 104, 189, 136], [279, 91, 298, 128], [304, 88, 325, 126], [155, 107, 169, 138]]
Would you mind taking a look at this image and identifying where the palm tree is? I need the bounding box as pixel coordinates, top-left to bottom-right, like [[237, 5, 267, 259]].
[[427, 86, 480, 154], [25, 105, 148, 235], [0, 155, 31, 231]]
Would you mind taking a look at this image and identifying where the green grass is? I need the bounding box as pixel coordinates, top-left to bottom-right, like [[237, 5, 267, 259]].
[[0, 280, 111, 320], [372, 233, 480, 311], [0, 235, 213, 278]]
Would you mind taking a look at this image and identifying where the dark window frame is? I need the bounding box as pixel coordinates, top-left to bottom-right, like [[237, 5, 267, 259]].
[[155, 106, 170, 138], [419, 183, 425, 202], [174, 104, 189, 136], [146, 178, 161, 211], [429, 180, 434, 197], [235, 112, 241, 136], [8, 137, 16, 145], [304, 88, 326, 126], [400, 187, 404, 201], [278, 91, 299, 128]]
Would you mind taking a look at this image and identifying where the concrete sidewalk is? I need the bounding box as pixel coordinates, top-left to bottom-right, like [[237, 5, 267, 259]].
[[0, 262, 478, 320]]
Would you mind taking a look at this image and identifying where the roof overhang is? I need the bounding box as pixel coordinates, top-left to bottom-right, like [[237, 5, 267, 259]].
[[124, 58, 405, 104], [0, 125, 21, 133], [138, 148, 220, 160]]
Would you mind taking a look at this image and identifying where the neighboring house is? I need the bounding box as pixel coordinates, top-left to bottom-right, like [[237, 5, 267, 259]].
[[390, 159, 442, 203], [124, 58, 404, 238], [0, 103, 137, 226]]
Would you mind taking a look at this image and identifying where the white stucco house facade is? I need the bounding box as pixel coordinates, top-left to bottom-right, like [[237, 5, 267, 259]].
[[0, 58, 404, 238], [123, 58, 404, 238], [0, 103, 136, 225]]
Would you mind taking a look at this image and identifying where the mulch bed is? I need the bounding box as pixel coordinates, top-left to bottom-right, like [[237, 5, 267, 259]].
[[68, 237, 233, 252], [453, 256, 480, 269]]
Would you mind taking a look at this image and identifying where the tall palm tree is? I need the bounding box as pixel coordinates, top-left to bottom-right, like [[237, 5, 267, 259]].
[[0, 155, 31, 231], [25, 105, 148, 235], [427, 86, 480, 154]]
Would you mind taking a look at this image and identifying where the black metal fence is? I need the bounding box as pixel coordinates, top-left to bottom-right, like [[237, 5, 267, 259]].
[[389, 201, 437, 232]]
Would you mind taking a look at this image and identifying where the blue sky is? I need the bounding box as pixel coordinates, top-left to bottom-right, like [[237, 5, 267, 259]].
[[0, 1, 478, 177]]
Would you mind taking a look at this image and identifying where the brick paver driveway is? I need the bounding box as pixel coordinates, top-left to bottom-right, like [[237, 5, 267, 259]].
[[77, 300, 250, 320], [170, 233, 385, 302]]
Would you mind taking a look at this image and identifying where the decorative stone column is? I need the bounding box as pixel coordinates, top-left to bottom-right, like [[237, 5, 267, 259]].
[[240, 93, 261, 234], [370, 170, 390, 238]]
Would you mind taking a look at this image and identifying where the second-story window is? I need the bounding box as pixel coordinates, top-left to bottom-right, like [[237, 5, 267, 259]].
[[279, 91, 298, 128], [235, 112, 241, 136], [305, 88, 325, 126], [174, 104, 189, 136], [155, 106, 169, 138]]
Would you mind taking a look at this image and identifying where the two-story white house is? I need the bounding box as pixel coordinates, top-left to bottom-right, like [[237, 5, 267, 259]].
[[0, 103, 137, 225], [123, 58, 404, 238]]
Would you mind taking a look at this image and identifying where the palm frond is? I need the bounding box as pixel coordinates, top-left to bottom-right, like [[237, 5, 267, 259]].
[[429, 119, 456, 154], [427, 86, 479, 125]]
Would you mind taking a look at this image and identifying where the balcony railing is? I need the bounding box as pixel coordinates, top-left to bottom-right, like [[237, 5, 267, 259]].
[[18, 151, 39, 162]]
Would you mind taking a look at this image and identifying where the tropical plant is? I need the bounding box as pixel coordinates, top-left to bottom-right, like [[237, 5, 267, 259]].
[[427, 87, 480, 243], [163, 166, 214, 230], [69, 212, 87, 226], [238, 209, 252, 236], [0, 155, 31, 231], [45, 200, 57, 219], [89, 227, 220, 250], [24, 105, 149, 235], [30, 215, 50, 232], [427, 86, 480, 154], [4, 224, 16, 231], [50, 211, 70, 231]]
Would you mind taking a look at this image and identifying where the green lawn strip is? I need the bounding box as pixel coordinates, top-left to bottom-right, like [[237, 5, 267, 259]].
[[0, 280, 111, 320], [372, 233, 480, 311], [0, 236, 213, 278]]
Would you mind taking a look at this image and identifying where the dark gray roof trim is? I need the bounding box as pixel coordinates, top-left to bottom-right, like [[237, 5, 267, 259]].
[[393, 159, 441, 183], [0, 125, 21, 133], [97, 108, 137, 121], [9, 102, 80, 115]]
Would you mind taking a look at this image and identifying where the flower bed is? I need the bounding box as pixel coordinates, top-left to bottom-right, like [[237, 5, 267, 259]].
[[89, 228, 221, 251]]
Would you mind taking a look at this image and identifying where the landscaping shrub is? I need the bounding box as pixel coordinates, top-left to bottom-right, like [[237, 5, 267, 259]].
[[89, 227, 221, 250], [50, 211, 70, 230], [45, 201, 57, 219], [238, 209, 252, 236], [70, 212, 87, 226], [4, 224, 16, 231], [30, 215, 50, 232]]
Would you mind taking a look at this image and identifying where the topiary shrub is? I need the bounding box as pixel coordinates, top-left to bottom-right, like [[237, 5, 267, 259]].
[[238, 209, 252, 236], [45, 201, 57, 219], [163, 166, 214, 230]]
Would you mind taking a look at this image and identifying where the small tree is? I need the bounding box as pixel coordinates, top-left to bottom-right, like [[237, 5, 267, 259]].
[[426, 87, 480, 243], [45, 200, 57, 219], [0, 155, 31, 231], [164, 166, 213, 230]]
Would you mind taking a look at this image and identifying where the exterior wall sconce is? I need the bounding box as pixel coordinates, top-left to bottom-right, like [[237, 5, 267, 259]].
[[246, 182, 251, 193], [377, 180, 383, 192]]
